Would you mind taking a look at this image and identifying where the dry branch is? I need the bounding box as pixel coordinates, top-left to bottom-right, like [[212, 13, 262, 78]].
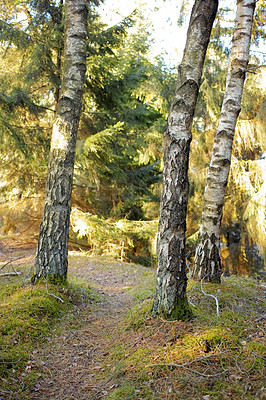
[[200, 278, 220, 316], [0, 256, 25, 271], [0, 272, 22, 276]]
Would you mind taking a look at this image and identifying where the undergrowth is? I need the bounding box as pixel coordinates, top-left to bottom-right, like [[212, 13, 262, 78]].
[[104, 276, 266, 400], [0, 269, 95, 397], [70, 208, 158, 266]]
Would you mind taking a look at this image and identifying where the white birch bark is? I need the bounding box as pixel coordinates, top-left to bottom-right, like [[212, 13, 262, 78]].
[[34, 0, 88, 281], [152, 0, 218, 319], [193, 0, 256, 283]]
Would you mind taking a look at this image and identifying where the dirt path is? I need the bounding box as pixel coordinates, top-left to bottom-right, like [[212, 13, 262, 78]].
[[30, 255, 146, 399], [0, 240, 155, 399]]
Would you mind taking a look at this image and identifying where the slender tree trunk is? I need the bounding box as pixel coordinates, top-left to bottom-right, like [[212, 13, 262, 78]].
[[54, 0, 64, 110], [34, 0, 88, 281], [152, 0, 218, 320], [192, 0, 256, 283]]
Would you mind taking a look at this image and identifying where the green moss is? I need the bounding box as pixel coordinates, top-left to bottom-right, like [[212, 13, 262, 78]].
[[200, 327, 236, 348], [105, 383, 137, 400], [171, 327, 235, 360], [0, 280, 21, 300], [126, 347, 152, 366], [0, 277, 95, 384], [125, 299, 153, 331], [32, 274, 67, 285], [106, 275, 265, 399], [106, 382, 153, 400], [0, 349, 28, 376], [161, 296, 193, 321]]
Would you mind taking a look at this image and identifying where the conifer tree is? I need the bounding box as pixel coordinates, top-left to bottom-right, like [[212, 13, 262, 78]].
[[0, 0, 137, 201]]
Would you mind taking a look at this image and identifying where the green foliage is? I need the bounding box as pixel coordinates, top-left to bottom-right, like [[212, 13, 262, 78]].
[[253, 0, 266, 45], [0, 19, 31, 49], [75, 121, 162, 218], [0, 0, 265, 276], [0, 3, 166, 222], [0, 44, 50, 199], [70, 208, 158, 265], [73, 16, 167, 219]]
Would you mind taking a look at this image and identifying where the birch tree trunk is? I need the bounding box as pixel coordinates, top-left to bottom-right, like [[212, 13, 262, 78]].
[[34, 0, 88, 281], [152, 0, 218, 319], [192, 0, 256, 283]]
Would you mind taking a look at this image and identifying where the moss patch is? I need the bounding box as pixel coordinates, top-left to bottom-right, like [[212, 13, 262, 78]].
[[125, 299, 153, 331], [103, 276, 265, 400], [0, 272, 95, 394], [161, 295, 193, 321]]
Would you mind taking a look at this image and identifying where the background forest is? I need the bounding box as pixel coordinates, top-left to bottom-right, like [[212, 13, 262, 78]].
[[0, 0, 265, 276]]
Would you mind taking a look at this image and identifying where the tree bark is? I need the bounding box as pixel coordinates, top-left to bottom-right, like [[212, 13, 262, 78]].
[[192, 0, 256, 283], [54, 0, 64, 110], [34, 0, 88, 281], [152, 0, 218, 319]]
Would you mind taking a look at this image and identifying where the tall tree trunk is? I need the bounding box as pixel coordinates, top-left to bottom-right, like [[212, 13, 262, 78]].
[[192, 0, 256, 283], [34, 0, 88, 281], [54, 0, 64, 110], [152, 0, 218, 320]]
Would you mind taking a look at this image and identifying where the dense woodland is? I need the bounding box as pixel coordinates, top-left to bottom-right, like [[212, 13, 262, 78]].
[[0, 1, 266, 398], [0, 0, 265, 275]]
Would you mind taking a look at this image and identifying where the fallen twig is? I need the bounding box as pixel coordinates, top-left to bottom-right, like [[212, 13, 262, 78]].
[[188, 297, 196, 307], [255, 314, 266, 322], [248, 351, 266, 361], [45, 280, 64, 303], [21, 265, 34, 285], [201, 277, 220, 316], [0, 272, 22, 276], [146, 361, 228, 377], [0, 256, 25, 271]]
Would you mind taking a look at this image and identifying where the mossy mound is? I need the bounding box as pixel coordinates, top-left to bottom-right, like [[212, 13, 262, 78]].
[[0, 273, 94, 386], [103, 275, 266, 400]]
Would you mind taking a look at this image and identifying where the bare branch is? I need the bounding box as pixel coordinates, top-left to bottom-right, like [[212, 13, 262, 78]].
[[45, 280, 64, 303], [0, 256, 25, 271], [0, 272, 22, 276], [200, 277, 220, 317]]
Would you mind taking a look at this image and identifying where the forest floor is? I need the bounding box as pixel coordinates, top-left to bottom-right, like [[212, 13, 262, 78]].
[[0, 236, 265, 400], [27, 253, 155, 400], [0, 237, 156, 400]]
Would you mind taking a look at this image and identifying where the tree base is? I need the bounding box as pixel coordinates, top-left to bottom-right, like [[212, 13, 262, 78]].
[[31, 274, 67, 285], [153, 296, 193, 321]]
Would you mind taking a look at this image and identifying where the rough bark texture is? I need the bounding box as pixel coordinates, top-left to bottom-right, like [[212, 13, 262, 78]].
[[152, 0, 218, 319], [192, 0, 256, 283], [34, 0, 88, 280]]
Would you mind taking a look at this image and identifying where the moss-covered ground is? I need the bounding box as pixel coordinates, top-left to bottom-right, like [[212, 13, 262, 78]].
[[0, 262, 95, 398], [103, 275, 265, 400], [0, 249, 265, 399]]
